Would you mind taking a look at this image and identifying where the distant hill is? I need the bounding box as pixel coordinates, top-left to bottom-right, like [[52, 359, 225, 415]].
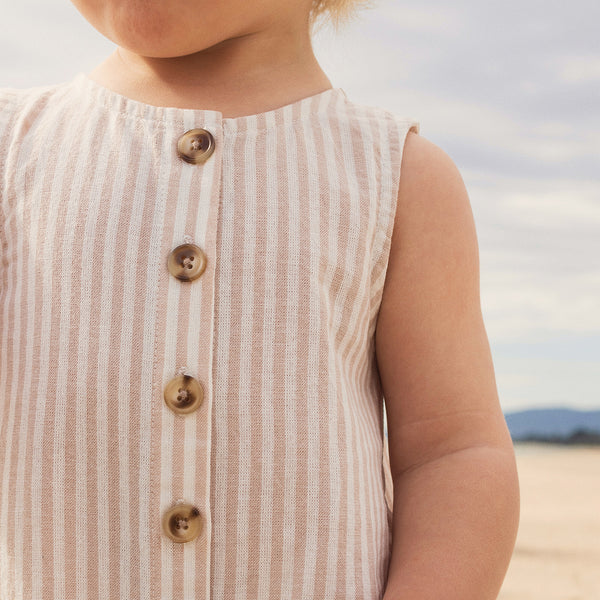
[[504, 408, 600, 444]]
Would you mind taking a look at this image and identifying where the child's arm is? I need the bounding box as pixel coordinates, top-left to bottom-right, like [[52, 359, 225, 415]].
[[376, 132, 520, 600]]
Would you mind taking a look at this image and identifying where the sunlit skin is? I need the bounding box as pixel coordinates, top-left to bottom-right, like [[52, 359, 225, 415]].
[[70, 1, 520, 597], [70, 0, 333, 116]]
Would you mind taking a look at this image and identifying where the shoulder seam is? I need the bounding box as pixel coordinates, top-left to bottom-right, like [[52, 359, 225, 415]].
[[338, 97, 420, 133]]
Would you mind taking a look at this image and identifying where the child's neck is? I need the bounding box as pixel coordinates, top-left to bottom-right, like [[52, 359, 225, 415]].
[[88, 26, 332, 117]]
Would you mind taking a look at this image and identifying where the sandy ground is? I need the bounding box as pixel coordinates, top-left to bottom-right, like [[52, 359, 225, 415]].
[[498, 444, 600, 600]]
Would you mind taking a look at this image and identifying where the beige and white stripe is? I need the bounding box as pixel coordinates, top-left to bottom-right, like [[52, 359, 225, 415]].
[[0, 74, 418, 600]]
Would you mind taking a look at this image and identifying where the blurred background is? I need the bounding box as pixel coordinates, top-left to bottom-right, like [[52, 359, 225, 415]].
[[2, 1, 599, 598]]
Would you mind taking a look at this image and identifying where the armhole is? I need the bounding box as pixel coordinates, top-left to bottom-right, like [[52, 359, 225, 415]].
[[371, 116, 420, 269], [380, 116, 420, 523], [382, 414, 394, 521], [0, 91, 19, 247], [370, 116, 420, 311]]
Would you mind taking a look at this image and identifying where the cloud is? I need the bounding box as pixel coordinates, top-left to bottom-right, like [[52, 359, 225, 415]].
[[464, 174, 600, 347], [556, 56, 600, 83], [492, 350, 600, 412]]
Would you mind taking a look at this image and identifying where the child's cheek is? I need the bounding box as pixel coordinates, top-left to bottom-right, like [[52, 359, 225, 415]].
[[70, 1, 185, 57]]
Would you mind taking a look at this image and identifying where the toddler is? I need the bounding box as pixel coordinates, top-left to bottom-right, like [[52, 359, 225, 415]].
[[0, 1, 520, 599]]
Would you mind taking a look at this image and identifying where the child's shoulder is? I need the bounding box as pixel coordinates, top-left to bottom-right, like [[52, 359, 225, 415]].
[[339, 93, 420, 137], [0, 85, 28, 127], [0, 81, 61, 105], [0, 81, 80, 161], [0, 80, 70, 127]]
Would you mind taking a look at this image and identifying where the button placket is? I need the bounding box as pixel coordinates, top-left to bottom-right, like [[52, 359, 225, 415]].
[[161, 126, 216, 544]]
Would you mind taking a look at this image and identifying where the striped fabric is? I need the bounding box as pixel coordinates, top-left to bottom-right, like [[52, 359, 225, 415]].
[[0, 74, 418, 600]]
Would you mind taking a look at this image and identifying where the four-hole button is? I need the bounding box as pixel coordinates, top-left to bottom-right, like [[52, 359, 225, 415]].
[[162, 503, 203, 543], [177, 128, 215, 164], [164, 374, 204, 415], [167, 243, 207, 281]]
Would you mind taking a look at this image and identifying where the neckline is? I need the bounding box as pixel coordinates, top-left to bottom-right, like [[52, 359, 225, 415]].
[[73, 73, 347, 132]]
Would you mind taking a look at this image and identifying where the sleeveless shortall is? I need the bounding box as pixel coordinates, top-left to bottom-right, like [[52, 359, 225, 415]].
[[0, 75, 418, 599]]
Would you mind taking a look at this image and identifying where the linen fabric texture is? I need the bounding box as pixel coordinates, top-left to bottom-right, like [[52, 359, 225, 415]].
[[0, 75, 418, 600]]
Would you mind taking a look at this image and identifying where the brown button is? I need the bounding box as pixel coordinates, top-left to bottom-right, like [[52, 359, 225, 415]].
[[167, 243, 207, 281], [162, 503, 203, 543], [177, 129, 215, 164], [164, 374, 204, 414]]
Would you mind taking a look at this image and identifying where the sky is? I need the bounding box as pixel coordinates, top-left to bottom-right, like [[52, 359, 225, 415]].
[[1, 0, 599, 413]]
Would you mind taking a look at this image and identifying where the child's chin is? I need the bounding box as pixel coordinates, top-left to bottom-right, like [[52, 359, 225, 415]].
[[110, 27, 223, 61]]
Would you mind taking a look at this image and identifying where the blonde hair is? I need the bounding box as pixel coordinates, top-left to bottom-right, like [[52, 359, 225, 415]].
[[309, 0, 375, 33]]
